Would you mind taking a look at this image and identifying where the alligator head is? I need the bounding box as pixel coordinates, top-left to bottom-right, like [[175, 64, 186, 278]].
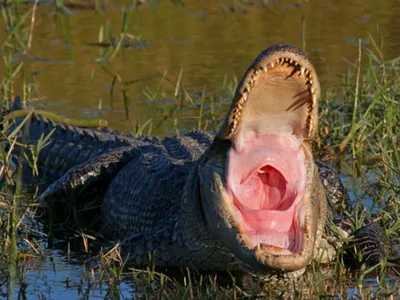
[[198, 45, 327, 274]]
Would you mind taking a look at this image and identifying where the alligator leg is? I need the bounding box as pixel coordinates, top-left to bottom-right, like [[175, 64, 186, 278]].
[[316, 162, 390, 269]]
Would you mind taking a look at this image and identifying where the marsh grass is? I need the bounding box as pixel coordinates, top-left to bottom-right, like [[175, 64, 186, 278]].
[[2, 48, 400, 298], [0, 1, 400, 299]]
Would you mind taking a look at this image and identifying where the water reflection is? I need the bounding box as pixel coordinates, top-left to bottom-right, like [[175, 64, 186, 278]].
[[2, 0, 398, 136]]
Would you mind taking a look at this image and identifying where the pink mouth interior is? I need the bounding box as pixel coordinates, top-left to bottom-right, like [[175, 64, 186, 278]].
[[227, 134, 306, 253]]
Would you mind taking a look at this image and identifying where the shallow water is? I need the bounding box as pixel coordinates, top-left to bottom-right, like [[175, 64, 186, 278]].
[[6, 249, 136, 299], [2, 0, 400, 298]]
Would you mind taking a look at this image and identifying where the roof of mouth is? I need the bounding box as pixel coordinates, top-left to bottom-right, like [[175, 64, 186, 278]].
[[223, 44, 320, 141]]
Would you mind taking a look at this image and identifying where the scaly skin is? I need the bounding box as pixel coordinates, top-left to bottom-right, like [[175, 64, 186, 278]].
[[8, 45, 388, 281]]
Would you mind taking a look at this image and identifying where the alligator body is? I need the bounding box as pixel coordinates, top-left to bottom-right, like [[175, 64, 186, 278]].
[[8, 45, 388, 280]]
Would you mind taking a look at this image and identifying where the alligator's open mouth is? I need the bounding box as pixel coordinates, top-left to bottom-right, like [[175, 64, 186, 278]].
[[200, 45, 322, 272], [223, 47, 319, 259], [226, 134, 306, 255]]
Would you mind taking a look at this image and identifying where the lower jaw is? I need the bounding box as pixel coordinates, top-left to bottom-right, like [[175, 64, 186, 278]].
[[249, 230, 315, 271], [231, 199, 308, 255], [232, 201, 317, 270], [198, 152, 316, 272]]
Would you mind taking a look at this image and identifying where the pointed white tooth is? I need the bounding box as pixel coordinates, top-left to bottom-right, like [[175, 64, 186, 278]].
[[270, 62, 275, 68], [295, 62, 298, 66], [310, 87, 315, 94], [300, 66, 305, 75], [312, 94, 317, 103], [242, 92, 248, 101], [263, 66, 267, 73], [309, 79, 313, 84], [254, 244, 261, 251], [289, 59, 293, 64]]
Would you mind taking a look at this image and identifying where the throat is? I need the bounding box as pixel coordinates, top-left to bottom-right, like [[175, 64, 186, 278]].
[[226, 134, 307, 252], [239, 165, 287, 211]]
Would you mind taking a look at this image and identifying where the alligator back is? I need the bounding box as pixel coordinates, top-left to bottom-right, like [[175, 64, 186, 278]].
[[16, 116, 143, 187], [8, 108, 215, 234], [102, 131, 213, 237]]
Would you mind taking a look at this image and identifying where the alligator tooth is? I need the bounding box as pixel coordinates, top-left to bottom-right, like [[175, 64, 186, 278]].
[[277, 58, 281, 63], [309, 79, 313, 85], [310, 87, 315, 94], [312, 94, 317, 103], [289, 59, 293, 64], [270, 62, 275, 68], [254, 244, 261, 251], [295, 62, 298, 66], [300, 66, 305, 75], [263, 66, 267, 73], [242, 92, 248, 101]]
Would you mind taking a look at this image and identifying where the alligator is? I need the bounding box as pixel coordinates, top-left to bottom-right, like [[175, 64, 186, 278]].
[[5, 44, 389, 281]]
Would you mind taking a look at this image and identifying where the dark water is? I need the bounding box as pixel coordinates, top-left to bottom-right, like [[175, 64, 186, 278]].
[[2, 0, 400, 298]]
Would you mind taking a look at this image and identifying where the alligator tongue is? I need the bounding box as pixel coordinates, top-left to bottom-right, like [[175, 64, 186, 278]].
[[227, 134, 306, 248]]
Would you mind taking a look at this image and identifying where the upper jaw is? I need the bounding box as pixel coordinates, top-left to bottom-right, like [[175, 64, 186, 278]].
[[217, 44, 321, 143]]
